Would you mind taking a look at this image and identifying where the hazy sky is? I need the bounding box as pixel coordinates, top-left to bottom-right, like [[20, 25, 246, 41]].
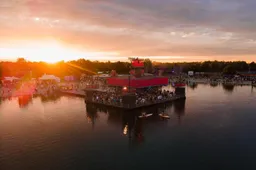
[[0, 0, 256, 62]]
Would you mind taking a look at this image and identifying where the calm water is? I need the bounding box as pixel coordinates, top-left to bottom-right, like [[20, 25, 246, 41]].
[[1, 85, 256, 170]]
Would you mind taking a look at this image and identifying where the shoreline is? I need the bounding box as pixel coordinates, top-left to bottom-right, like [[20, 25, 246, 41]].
[[1, 79, 255, 98], [185, 78, 253, 85]]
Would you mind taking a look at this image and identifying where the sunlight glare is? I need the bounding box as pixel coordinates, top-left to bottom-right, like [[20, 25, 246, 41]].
[[0, 41, 119, 63]]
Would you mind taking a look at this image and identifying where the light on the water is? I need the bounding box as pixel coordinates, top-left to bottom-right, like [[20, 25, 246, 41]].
[[123, 125, 128, 135]]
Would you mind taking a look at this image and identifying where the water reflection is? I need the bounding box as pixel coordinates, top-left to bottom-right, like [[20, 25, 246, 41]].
[[187, 82, 198, 90], [127, 116, 144, 147], [222, 84, 235, 93], [18, 95, 33, 108], [0, 93, 62, 109], [173, 99, 186, 124], [120, 109, 148, 147], [2, 85, 256, 170], [0, 97, 11, 102], [85, 100, 186, 148], [85, 104, 99, 129], [210, 82, 219, 87], [33, 93, 61, 103]]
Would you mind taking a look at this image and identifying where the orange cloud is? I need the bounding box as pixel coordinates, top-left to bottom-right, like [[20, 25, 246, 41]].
[[0, 0, 256, 62]]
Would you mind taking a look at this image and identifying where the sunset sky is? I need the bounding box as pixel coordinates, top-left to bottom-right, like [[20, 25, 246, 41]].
[[0, 0, 256, 62]]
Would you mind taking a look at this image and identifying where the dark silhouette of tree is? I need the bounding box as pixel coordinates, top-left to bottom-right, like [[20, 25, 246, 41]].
[[144, 59, 153, 73], [223, 65, 236, 74], [16, 58, 26, 63], [222, 84, 235, 93], [188, 82, 198, 90], [210, 82, 218, 87], [200, 61, 212, 72], [0, 59, 254, 78], [249, 62, 256, 71]]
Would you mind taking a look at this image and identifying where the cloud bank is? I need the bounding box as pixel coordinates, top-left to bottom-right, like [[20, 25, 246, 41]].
[[0, 0, 256, 61]]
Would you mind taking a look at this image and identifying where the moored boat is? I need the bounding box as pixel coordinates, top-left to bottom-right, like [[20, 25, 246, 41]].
[[139, 113, 153, 118], [159, 113, 170, 119]]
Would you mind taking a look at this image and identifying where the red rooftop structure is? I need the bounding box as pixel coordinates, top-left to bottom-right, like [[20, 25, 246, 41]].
[[106, 58, 169, 90], [107, 76, 169, 88]]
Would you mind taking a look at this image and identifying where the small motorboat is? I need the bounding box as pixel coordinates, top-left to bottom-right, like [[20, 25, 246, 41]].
[[159, 113, 170, 119], [139, 113, 153, 118]]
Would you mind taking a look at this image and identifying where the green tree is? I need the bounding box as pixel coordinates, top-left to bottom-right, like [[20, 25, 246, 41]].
[[200, 61, 211, 72], [223, 65, 236, 74], [17, 58, 26, 63], [249, 62, 256, 71], [231, 61, 248, 71], [112, 61, 129, 74], [144, 59, 153, 73], [0, 59, 253, 78]]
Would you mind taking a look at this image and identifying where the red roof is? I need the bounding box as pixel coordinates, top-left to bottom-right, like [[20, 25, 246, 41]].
[[107, 76, 169, 88], [132, 60, 144, 68]]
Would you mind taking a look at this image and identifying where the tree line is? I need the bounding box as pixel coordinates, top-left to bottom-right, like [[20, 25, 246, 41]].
[[0, 58, 256, 78], [173, 61, 256, 74]]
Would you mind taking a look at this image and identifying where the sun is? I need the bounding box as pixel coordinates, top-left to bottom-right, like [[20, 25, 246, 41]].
[[23, 42, 77, 63], [0, 41, 83, 63], [0, 40, 120, 63]]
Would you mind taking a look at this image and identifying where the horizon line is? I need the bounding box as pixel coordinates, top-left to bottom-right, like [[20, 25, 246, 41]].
[[0, 58, 255, 64]]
